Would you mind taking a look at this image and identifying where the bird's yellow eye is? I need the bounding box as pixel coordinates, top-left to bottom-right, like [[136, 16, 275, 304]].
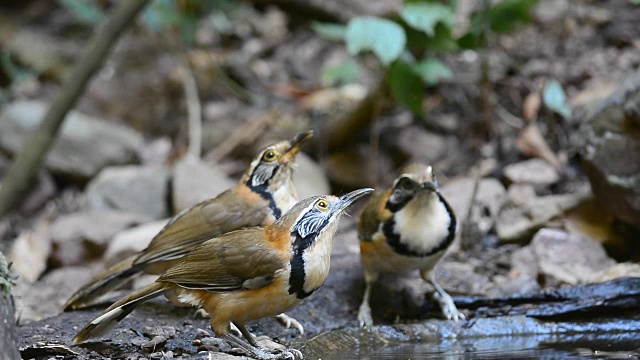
[[262, 149, 279, 162], [316, 199, 328, 210]]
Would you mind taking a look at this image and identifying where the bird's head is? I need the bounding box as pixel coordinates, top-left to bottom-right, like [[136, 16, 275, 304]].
[[241, 130, 313, 193], [387, 163, 439, 212], [286, 188, 374, 243]]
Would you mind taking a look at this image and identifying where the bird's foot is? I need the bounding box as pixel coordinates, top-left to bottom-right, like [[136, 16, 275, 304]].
[[228, 322, 248, 338], [357, 303, 373, 327], [274, 313, 304, 335], [433, 291, 465, 322]]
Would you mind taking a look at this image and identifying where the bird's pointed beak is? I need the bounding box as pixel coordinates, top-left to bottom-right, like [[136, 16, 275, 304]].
[[421, 181, 438, 192], [280, 130, 313, 163], [335, 188, 374, 212]]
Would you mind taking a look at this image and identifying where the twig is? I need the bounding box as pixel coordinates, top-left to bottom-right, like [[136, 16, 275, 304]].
[[0, 0, 151, 220], [180, 62, 202, 158]]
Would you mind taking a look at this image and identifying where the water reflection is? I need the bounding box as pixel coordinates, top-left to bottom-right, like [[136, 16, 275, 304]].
[[314, 332, 640, 360]]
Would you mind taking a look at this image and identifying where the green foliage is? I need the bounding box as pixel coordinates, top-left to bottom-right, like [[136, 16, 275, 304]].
[[413, 58, 453, 85], [322, 60, 360, 86], [630, 0, 640, 5], [460, 0, 539, 48], [400, 2, 454, 37], [345, 17, 406, 66], [57, 0, 105, 25], [543, 80, 571, 119], [389, 60, 425, 115]]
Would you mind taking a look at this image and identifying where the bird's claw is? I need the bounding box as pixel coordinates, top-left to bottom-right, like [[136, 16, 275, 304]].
[[275, 313, 304, 335], [357, 304, 373, 328], [434, 291, 465, 322], [276, 348, 303, 359]]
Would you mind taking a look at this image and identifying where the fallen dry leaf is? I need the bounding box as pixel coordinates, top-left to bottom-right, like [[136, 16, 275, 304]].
[[9, 214, 52, 283], [522, 91, 542, 122], [516, 124, 562, 169]]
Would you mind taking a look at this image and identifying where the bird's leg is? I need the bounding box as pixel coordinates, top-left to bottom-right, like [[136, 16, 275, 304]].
[[422, 269, 465, 321], [229, 322, 303, 360], [357, 276, 376, 327], [274, 313, 304, 335]]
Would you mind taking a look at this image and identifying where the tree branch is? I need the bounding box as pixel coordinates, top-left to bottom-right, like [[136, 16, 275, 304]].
[[0, 0, 151, 220]]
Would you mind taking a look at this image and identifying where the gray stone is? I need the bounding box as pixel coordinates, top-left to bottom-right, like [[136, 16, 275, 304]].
[[17, 170, 57, 216], [293, 152, 331, 199], [581, 70, 640, 228], [504, 159, 560, 187], [86, 165, 170, 219], [440, 177, 507, 247], [50, 210, 150, 267], [0, 101, 143, 179], [103, 219, 170, 266], [496, 192, 587, 242], [530, 228, 615, 286], [396, 126, 449, 165], [12, 266, 97, 323], [171, 154, 235, 213], [590, 262, 640, 283]]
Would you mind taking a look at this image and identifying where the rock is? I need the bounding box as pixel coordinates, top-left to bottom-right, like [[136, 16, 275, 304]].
[[86, 165, 170, 219], [140, 137, 173, 166], [395, 126, 449, 165], [440, 177, 507, 243], [0, 101, 143, 179], [496, 192, 588, 242], [103, 219, 170, 266], [507, 184, 537, 207], [171, 154, 235, 213], [50, 210, 151, 267], [590, 263, 640, 283], [503, 159, 560, 187], [293, 153, 331, 199], [142, 336, 167, 352], [531, 228, 615, 287], [581, 70, 640, 228], [12, 266, 97, 323], [9, 215, 52, 283], [142, 325, 177, 339]]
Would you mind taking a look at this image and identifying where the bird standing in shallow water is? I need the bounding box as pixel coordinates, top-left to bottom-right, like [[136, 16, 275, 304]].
[[73, 188, 374, 360], [64, 131, 313, 333], [356, 164, 464, 327]]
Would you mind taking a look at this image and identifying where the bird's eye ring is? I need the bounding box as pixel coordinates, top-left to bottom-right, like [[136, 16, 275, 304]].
[[316, 199, 328, 210], [262, 150, 278, 162]]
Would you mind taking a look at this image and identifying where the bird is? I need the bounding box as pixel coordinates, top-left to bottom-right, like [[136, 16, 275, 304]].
[[73, 188, 374, 360], [356, 163, 464, 327], [63, 131, 313, 333]]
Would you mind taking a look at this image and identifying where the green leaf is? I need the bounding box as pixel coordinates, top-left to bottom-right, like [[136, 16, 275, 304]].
[[312, 22, 347, 41], [413, 58, 452, 85], [543, 80, 571, 119], [489, 0, 539, 33], [57, 0, 105, 25], [345, 17, 406, 66], [388, 60, 424, 115], [322, 60, 360, 86], [400, 2, 454, 36], [630, 0, 640, 5]]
